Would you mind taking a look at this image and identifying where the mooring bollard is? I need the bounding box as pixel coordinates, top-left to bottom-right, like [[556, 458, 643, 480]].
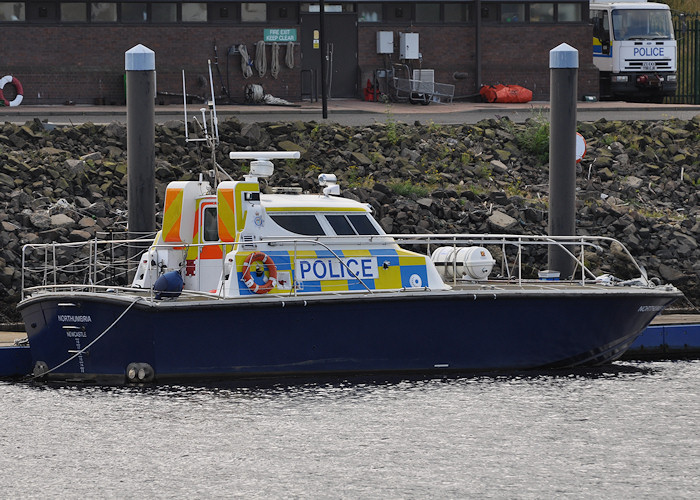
[[125, 44, 156, 275], [548, 43, 578, 279]]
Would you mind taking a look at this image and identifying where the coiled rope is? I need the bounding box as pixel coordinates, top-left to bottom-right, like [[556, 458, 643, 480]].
[[270, 42, 280, 79], [285, 41, 294, 69], [239, 44, 253, 79], [255, 40, 266, 77]]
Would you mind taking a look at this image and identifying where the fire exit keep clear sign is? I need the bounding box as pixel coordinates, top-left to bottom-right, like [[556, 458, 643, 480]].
[[264, 29, 297, 42]]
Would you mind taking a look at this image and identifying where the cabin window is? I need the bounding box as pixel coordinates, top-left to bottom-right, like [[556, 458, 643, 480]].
[[326, 215, 355, 235], [347, 215, 380, 235], [270, 215, 325, 235], [203, 207, 219, 242]]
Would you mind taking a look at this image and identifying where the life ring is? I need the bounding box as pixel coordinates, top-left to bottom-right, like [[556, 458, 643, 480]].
[[0, 75, 23, 107], [241, 251, 277, 294]]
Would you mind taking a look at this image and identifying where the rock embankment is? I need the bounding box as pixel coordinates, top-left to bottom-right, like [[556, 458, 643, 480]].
[[1, 114, 699, 322]]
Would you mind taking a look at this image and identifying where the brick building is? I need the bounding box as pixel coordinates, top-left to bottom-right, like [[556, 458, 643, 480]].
[[0, 1, 598, 105]]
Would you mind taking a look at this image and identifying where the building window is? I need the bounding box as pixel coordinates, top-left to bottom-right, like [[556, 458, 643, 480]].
[[121, 2, 147, 22], [61, 2, 86, 21], [209, 2, 238, 21], [241, 2, 266, 22], [301, 3, 350, 13], [530, 3, 554, 22], [27, 1, 58, 21], [267, 2, 299, 23], [386, 2, 410, 22], [182, 2, 206, 22], [415, 3, 440, 23], [91, 2, 116, 21], [480, 4, 498, 22], [358, 2, 381, 22], [267, 2, 297, 22], [558, 3, 582, 22], [151, 2, 176, 22], [444, 3, 469, 23], [501, 3, 524, 23], [0, 2, 25, 21]]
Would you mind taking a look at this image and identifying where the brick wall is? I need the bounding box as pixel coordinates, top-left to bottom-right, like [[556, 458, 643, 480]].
[[481, 24, 599, 99], [1, 26, 302, 105], [359, 23, 599, 101], [1, 22, 598, 106]]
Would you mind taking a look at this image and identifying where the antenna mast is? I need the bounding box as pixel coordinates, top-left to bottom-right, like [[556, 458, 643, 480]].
[[182, 60, 230, 185]]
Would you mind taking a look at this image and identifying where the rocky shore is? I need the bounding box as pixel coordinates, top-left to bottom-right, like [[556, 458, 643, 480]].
[[1, 114, 699, 322]]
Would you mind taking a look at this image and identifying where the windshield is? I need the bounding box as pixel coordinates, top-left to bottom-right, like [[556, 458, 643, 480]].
[[612, 9, 673, 40], [612, 9, 674, 40]]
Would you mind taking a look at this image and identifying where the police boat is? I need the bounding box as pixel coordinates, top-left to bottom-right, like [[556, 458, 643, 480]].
[[17, 151, 681, 384]]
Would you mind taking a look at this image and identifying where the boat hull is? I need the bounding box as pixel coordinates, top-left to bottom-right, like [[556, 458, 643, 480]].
[[18, 287, 679, 384]]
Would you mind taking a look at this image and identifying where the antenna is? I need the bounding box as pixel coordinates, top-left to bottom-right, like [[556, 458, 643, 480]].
[[182, 61, 231, 185]]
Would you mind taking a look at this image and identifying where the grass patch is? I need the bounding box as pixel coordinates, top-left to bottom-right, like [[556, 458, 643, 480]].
[[388, 180, 430, 198]]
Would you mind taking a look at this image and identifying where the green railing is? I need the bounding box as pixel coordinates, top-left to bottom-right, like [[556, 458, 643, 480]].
[[671, 12, 700, 104]]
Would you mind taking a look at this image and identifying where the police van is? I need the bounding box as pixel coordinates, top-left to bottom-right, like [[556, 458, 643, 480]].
[[590, 0, 677, 102]]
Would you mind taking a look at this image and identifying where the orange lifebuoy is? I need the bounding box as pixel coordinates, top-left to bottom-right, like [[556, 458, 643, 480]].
[[241, 251, 277, 294], [0, 75, 23, 107]]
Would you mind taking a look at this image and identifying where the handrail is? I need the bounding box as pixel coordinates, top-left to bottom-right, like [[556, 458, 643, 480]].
[[21, 233, 647, 299]]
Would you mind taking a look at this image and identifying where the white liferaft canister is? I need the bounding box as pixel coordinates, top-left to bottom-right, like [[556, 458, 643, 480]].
[[430, 246, 495, 280]]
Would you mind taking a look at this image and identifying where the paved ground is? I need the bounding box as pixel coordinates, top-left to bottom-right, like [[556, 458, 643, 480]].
[[2, 99, 699, 126]]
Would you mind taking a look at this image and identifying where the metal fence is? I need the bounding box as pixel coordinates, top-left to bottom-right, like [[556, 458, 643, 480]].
[[671, 12, 700, 104]]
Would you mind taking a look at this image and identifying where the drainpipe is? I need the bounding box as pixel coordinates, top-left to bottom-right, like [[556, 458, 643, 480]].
[[319, 0, 328, 118], [475, 0, 482, 94]]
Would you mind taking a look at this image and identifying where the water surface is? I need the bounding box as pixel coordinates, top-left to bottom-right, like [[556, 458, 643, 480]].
[[1, 361, 698, 498]]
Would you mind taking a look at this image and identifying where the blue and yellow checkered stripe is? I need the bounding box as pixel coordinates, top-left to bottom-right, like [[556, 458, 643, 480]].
[[235, 248, 428, 295]]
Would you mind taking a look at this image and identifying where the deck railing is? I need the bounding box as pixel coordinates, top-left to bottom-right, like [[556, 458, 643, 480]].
[[20, 233, 648, 300]]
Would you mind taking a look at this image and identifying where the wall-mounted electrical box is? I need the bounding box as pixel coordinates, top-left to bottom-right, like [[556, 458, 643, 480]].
[[377, 31, 393, 54], [399, 32, 419, 60]]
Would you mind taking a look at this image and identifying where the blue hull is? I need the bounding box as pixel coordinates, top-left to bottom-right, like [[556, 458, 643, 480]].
[[0, 345, 32, 378], [623, 322, 700, 360], [19, 289, 678, 384]]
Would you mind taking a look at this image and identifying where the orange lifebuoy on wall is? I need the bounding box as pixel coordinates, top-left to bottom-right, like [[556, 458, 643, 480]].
[[0, 75, 23, 107], [241, 251, 277, 294]]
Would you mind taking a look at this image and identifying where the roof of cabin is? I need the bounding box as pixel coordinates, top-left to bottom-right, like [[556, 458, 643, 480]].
[[261, 193, 371, 213]]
